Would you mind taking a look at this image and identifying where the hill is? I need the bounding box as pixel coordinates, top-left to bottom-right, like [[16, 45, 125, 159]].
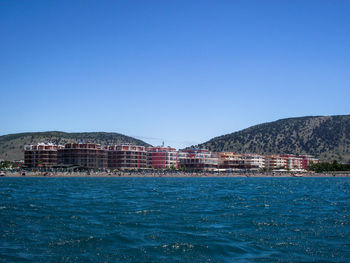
[[198, 115, 350, 163], [0, 131, 151, 161]]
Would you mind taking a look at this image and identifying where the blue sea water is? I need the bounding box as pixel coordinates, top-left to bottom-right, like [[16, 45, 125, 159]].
[[0, 177, 349, 263]]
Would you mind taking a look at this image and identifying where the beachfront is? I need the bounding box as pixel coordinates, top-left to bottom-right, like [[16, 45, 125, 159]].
[[23, 142, 319, 173], [3, 171, 350, 178]]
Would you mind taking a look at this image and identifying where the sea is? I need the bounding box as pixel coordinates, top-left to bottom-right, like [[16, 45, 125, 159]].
[[0, 177, 349, 263]]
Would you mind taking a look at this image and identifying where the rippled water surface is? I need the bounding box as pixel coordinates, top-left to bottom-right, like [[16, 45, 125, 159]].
[[1, 177, 349, 262]]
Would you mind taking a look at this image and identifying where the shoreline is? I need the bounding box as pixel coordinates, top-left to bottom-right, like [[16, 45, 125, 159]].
[[2, 172, 350, 178]]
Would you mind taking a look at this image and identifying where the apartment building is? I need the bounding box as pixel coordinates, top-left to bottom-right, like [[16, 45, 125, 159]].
[[57, 143, 108, 169], [24, 143, 64, 168], [280, 154, 303, 170], [264, 155, 286, 170], [300, 155, 319, 170], [217, 153, 265, 171], [108, 144, 147, 169], [146, 146, 178, 169], [178, 148, 218, 171], [218, 152, 245, 170], [241, 154, 265, 170]]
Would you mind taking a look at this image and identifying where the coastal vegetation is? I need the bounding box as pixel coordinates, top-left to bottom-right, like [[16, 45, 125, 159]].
[[307, 160, 350, 173], [0, 160, 22, 169]]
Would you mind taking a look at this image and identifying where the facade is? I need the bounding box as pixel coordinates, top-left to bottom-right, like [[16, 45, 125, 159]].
[[264, 155, 286, 170], [280, 154, 303, 171], [24, 143, 64, 168], [300, 155, 319, 170], [264, 154, 318, 171], [242, 154, 265, 170], [218, 152, 245, 170], [178, 148, 218, 171], [146, 146, 178, 169], [217, 153, 265, 170], [108, 144, 147, 169], [273, 154, 319, 171], [57, 143, 108, 169]]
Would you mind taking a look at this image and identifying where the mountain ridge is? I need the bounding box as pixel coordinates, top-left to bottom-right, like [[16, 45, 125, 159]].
[[198, 115, 350, 163], [0, 131, 151, 161], [2, 115, 350, 163]]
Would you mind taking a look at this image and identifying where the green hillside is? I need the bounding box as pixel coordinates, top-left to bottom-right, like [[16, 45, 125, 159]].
[[0, 131, 151, 161], [199, 115, 350, 163]]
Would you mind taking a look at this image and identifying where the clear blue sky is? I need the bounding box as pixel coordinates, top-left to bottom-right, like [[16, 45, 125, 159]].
[[1, 0, 349, 148]]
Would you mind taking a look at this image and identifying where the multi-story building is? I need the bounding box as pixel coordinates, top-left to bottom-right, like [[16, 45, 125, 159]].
[[300, 155, 319, 170], [218, 152, 245, 170], [280, 154, 303, 171], [275, 154, 319, 171], [146, 146, 178, 169], [264, 155, 286, 170], [178, 148, 218, 171], [24, 143, 64, 168], [57, 143, 108, 169], [242, 154, 265, 170], [217, 153, 265, 171], [108, 144, 147, 169]]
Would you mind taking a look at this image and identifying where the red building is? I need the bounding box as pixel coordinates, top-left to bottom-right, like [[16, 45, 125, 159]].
[[280, 154, 303, 170], [270, 154, 319, 171], [146, 146, 178, 169], [108, 144, 147, 169], [57, 143, 108, 169], [300, 155, 319, 170], [24, 143, 64, 168]]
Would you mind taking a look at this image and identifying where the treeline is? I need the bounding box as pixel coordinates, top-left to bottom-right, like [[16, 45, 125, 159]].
[[308, 160, 350, 173], [0, 160, 22, 169]]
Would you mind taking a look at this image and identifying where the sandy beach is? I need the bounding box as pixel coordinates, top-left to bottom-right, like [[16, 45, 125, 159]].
[[2, 171, 350, 178]]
